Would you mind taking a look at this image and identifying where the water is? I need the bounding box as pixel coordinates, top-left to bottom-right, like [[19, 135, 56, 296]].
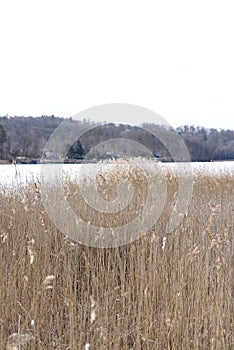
[[0, 161, 233, 188]]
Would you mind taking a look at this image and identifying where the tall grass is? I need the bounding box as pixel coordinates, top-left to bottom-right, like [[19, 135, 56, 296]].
[[0, 164, 233, 349]]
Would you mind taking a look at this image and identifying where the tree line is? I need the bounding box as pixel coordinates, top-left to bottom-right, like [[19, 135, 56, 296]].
[[0, 115, 233, 162]]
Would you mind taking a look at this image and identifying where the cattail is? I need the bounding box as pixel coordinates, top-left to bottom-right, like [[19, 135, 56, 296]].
[[90, 296, 97, 324], [0, 230, 8, 243], [27, 239, 36, 265], [162, 236, 167, 250], [90, 309, 97, 324], [216, 256, 224, 271]]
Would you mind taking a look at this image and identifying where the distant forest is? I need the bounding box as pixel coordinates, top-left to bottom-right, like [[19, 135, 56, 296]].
[[0, 115, 233, 162]]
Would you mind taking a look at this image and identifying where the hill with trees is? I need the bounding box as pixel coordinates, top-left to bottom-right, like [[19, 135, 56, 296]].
[[0, 115, 233, 162]]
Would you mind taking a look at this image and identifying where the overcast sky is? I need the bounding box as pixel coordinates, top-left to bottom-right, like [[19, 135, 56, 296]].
[[0, 0, 233, 130]]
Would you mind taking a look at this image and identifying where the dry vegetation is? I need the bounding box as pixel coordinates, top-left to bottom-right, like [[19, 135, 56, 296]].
[[0, 163, 233, 349]]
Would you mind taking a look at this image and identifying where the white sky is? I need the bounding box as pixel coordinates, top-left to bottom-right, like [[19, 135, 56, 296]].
[[0, 0, 233, 130]]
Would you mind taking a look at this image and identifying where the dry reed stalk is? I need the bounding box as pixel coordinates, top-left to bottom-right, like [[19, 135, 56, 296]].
[[0, 164, 233, 349]]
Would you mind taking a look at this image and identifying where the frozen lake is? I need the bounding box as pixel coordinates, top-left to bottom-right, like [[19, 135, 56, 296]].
[[0, 161, 233, 188]]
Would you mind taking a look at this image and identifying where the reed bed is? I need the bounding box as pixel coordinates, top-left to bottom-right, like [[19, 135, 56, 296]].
[[0, 163, 233, 349]]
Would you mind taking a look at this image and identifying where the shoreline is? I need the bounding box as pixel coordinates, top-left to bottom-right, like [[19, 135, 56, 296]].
[[0, 159, 234, 165]]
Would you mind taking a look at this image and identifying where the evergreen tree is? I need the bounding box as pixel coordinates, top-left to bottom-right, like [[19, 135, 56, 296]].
[[67, 140, 85, 159], [0, 124, 7, 159]]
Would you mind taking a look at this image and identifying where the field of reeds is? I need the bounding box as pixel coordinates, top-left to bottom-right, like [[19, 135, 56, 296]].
[[0, 163, 233, 349]]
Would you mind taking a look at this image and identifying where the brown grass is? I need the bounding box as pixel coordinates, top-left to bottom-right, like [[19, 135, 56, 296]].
[[0, 164, 233, 349]]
